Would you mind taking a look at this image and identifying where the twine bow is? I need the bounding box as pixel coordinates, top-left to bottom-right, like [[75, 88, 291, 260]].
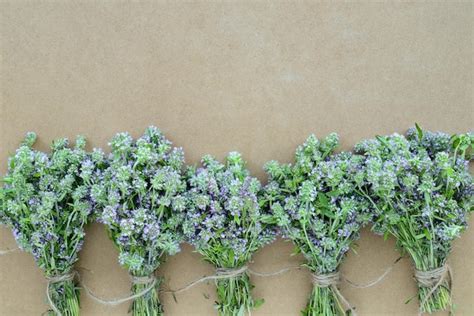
[[312, 271, 357, 316], [414, 264, 453, 316]]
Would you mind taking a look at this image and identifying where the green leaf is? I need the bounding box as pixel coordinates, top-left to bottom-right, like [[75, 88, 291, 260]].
[[351, 246, 359, 255], [321, 208, 335, 219], [315, 193, 335, 218], [228, 249, 234, 265], [415, 233, 425, 240], [415, 123, 423, 141], [318, 193, 329, 207], [260, 214, 276, 224], [451, 136, 460, 150], [423, 228, 432, 240], [326, 190, 340, 197], [254, 298, 265, 308], [404, 294, 416, 305], [291, 246, 301, 255]]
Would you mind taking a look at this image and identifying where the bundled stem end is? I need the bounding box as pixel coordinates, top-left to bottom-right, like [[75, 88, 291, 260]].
[[414, 265, 453, 314], [130, 276, 163, 316], [304, 285, 348, 316], [418, 284, 452, 314], [46, 279, 80, 316], [215, 272, 262, 316]]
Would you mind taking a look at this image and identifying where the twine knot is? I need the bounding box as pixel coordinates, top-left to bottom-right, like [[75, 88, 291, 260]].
[[215, 265, 248, 278], [311, 271, 356, 316], [130, 274, 156, 285], [46, 271, 76, 284], [312, 271, 341, 288], [414, 266, 447, 288]]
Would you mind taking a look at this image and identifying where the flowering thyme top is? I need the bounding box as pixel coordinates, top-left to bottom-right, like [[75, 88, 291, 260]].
[[91, 127, 186, 276], [264, 134, 372, 274], [354, 127, 473, 267], [1, 132, 99, 275], [183, 152, 275, 268]]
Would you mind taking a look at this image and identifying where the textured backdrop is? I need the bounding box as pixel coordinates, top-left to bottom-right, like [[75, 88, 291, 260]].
[[0, 2, 473, 315]]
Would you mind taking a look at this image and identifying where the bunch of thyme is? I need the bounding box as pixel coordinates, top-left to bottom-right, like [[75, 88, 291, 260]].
[[91, 126, 186, 316], [354, 126, 473, 313], [1, 132, 101, 315], [263, 134, 372, 316], [183, 152, 275, 316]]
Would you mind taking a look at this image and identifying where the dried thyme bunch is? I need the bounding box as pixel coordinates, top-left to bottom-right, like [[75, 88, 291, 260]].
[[354, 126, 473, 313], [183, 152, 276, 316], [263, 134, 372, 316], [91, 126, 186, 316], [0, 132, 100, 315]]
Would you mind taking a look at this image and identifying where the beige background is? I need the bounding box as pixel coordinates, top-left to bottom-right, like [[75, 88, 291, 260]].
[[1, 1, 473, 315]]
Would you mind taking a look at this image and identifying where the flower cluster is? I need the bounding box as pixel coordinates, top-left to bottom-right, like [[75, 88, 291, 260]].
[[263, 133, 372, 315], [183, 152, 275, 315], [0, 132, 102, 315], [91, 126, 186, 316], [354, 126, 473, 313]]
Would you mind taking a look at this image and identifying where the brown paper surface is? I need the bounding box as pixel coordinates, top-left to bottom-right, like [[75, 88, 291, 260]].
[[1, 2, 473, 315]]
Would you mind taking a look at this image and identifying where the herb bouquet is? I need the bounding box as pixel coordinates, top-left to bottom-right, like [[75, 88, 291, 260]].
[[263, 134, 372, 316], [183, 152, 275, 316], [0, 132, 100, 316], [354, 127, 473, 313], [91, 126, 186, 316]]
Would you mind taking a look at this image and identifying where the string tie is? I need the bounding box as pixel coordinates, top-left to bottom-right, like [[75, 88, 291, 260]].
[[312, 271, 356, 316], [414, 264, 452, 316], [215, 266, 249, 278], [45, 271, 78, 316]]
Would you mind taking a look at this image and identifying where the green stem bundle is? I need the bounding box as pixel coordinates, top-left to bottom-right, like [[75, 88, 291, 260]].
[[129, 277, 163, 316], [303, 286, 346, 316], [214, 272, 262, 316], [395, 218, 453, 314], [412, 262, 452, 314], [417, 282, 451, 314], [46, 279, 80, 316]]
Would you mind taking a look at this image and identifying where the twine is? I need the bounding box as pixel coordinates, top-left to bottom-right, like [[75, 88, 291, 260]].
[[216, 266, 249, 278], [131, 275, 157, 285], [80, 265, 296, 307], [344, 256, 402, 289], [163, 258, 401, 295], [162, 265, 303, 295], [45, 271, 77, 316], [247, 266, 303, 277], [312, 271, 341, 287], [40, 258, 400, 311], [312, 271, 357, 316], [163, 265, 251, 294], [414, 264, 453, 316], [80, 273, 158, 306], [0, 247, 19, 255]]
